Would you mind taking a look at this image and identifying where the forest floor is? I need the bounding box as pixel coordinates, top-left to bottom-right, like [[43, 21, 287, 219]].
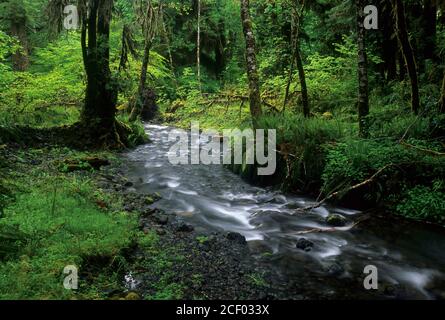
[[0, 141, 294, 300], [1, 138, 393, 300]]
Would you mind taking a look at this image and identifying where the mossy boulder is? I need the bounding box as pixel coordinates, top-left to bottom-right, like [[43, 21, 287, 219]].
[[326, 214, 347, 227]]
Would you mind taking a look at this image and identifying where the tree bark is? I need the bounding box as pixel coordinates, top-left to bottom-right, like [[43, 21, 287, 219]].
[[129, 0, 159, 122], [197, 0, 202, 92], [380, 0, 397, 81], [292, 1, 309, 117], [240, 0, 262, 124], [10, 16, 29, 71], [129, 37, 153, 121], [392, 0, 420, 115], [422, 0, 437, 61], [357, 0, 369, 138], [82, 0, 117, 134], [440, 71, 445, 113], [295, 44, 309, 117], [160, 8, 177, 85]]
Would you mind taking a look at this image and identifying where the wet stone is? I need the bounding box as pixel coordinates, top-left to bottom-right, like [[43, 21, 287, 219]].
[[176, 222, 194, 233], [326, 214, 348, 227], [326, 262, 344, 277], [226, 232, 247, 245], [153, 213, 169, 225], [296, 238, 314, 252]]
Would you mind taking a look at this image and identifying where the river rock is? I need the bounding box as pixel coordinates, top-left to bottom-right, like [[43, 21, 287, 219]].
[[155, 228, 166, 236], [124, 181, 134, 187], [176, 222, 194, 233], [124, 292, 141, 300], [326, 262, 344, 276], [296, 238, 314, 252], [153, 212, 169, 225], [226, 232, 247, 245], [326, 214, 347, 227]]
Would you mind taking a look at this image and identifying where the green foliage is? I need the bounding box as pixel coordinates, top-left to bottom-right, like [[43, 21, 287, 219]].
[[0, 31, 19, 85], [0, 165, 136, 299], [135, 231, 185, 300], [0, 34, 83, 127], [117, 114, 149, 147], [258, 113, 352, 191], [396, 182, 445, 224], [322, 138, 445, 221]]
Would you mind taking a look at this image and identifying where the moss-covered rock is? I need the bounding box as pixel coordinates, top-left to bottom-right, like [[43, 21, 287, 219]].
[[326, 214, 347, 227]]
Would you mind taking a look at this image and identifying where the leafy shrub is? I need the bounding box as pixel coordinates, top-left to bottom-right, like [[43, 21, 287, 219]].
[[322, 138, 445, 218], [116, 114, 148, 147], [396, 182, 445, 224], [257, 113, 351, 191], [0, 171, 136, 299]]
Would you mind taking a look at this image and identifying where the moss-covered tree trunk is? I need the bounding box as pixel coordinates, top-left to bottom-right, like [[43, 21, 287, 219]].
[[357, 0, 369, 138], [129, 38, 152, 121], [240, 0, 262, 124], [380, 0, 397, 81], [422, 0, 437, 61], [80, 0, 117, 139], [392, 0, 420, 115], [10, 7, 29, 71], [197, 0, 202, 92], [290, 1, 309, 118], [129, 0, 159, 122], [295, 43, 309, 117], [440, 71, 445, 113]]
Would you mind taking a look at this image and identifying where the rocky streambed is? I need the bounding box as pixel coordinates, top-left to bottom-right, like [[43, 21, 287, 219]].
[[111, 124, 445, 300]]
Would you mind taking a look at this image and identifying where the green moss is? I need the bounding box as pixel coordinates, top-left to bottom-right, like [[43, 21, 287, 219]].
[[0, 147, 139, 300]]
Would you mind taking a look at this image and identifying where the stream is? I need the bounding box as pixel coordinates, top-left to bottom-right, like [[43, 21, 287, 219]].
[[124, 124, 445, 299]]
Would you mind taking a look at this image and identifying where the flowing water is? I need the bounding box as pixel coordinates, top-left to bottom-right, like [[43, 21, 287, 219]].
[[124, 124, 445, 299]]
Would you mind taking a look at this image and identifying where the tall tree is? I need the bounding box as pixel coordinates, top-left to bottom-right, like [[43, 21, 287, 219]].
[[422, 0, 437, 61], [48, 0, 120, 144], [129, 0, 161, 121], [391, 0, 420, 115], [0, 0, 31, 71], [196, 0, 202, 92], [357, 0, 369, 137], [292, 0, 309, 117], [440, 71, 445, 114], [82, 0, 118, 136], [240, 0, 262, 124], [380, 0, 397, 81]]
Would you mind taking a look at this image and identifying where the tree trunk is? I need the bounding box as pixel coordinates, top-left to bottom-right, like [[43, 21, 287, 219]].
[[295, 43, 309, 118], [422, 0, 437, 61], [129, 1, 159, 122], [10, 18, 29, 71], [197, 0, 202, 92], [357, 0, 369, 138], [81, 0, 117, 135], [160, 9, 177, 85], [392, 0, 420, 115], [129, 38, 152, 121], [440, 71, 445, 113], [285, 1, 309, 117], [240, 0, 262, 123], [380, 0, 397, 81]]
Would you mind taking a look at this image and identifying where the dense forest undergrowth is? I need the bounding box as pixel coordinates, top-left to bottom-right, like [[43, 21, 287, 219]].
[[1, 0, 445, 300]]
